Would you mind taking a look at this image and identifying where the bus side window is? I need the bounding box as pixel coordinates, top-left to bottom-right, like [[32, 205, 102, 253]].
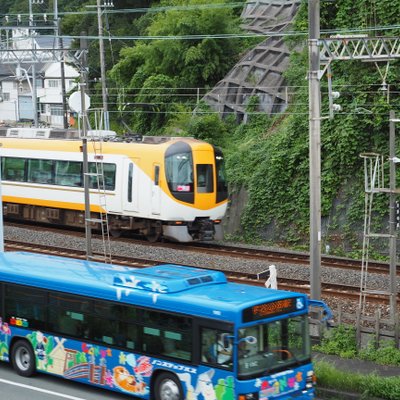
[[201, 327, 233, 368], [143, 326, 164, 354], [201, 328, 217, 363], [4, 284, 47, 330]]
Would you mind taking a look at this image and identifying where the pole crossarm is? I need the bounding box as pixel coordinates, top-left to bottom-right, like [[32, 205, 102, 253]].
[[0, 48, 86, 66], [319, 36, 400, 63]]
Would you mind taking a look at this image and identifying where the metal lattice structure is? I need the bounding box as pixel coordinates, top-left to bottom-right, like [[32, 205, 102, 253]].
[[0, 47, 84, 65], [203, 0, 301, 121], [320, 36, 400, 63]]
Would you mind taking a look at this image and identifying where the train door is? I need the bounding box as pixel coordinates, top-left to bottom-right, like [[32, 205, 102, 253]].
[[195, 153, 215, 209], [151, 164, 161, 215], [123, 158, 139, 212]]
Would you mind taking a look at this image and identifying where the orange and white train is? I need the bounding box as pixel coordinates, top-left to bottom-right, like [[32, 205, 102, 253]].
[[0, 127, 228, 242]]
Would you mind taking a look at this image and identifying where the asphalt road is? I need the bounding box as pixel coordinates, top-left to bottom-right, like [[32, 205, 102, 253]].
[[0, 363, 131, 400], [0, 362, 330, 400]]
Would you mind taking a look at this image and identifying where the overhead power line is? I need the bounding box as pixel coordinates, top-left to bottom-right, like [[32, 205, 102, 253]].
[[0, 2, 248, 19]]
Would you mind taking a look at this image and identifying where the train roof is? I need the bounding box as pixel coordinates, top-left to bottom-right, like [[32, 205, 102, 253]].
[[0, 131, 212, 155], [0, 252, 307, 323], [0, 127, 194, 145]]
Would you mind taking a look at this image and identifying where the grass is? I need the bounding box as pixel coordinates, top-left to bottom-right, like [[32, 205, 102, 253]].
[[314, 361, 400, 400]]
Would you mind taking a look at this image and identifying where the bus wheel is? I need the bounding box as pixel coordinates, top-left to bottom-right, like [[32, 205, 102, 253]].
[[11, 340, 36, 377], [154, 372, 183, 400]]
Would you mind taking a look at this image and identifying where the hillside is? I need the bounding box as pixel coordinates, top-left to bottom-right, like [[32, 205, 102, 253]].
[[223, 0, 400, 257]]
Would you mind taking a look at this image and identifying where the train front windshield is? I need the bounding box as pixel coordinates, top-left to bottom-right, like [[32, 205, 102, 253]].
[[238, 315, 311, 379], [165, 142, 195, 203]]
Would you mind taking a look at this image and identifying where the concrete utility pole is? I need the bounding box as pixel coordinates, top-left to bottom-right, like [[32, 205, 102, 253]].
[[28, 0, 38, 127], [54, 0, 68, 128], [80, 33, 93, 260], [389, 111, 398, 316], [97, 0, 110, 130], [308, 0, 321, 300]]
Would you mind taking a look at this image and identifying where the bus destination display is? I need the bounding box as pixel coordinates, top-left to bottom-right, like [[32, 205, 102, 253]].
[[243, 298, 299, 322]]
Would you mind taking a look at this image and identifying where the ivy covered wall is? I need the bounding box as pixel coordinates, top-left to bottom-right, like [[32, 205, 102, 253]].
[[223, 0, 400, 257]]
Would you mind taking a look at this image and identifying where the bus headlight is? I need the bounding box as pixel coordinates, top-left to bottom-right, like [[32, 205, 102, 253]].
[[238, 393, 258, 400], [306, 371, 316, 389]]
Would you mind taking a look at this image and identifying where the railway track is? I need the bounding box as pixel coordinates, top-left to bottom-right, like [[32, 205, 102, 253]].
[[6, 221, 395, 276], [155, 241, 396, 276], [5, 239, 396, 305]]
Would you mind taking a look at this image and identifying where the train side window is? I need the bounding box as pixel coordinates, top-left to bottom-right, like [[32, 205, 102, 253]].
[[27, 159, 54, 184], [196, 164, 213, 193], [55, 160, 82, 187], [128, 163, 133, 202], [88, 163, 116, 190], [2, 157, 26, 182], [154, 165, 160, 186]]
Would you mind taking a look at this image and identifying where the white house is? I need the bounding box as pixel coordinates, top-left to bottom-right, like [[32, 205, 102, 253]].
[[37, 62, 79, 127], [0, 29, 79, 127]]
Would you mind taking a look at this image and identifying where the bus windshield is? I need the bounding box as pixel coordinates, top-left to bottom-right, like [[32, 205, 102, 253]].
[[238, 315, 310, 379]]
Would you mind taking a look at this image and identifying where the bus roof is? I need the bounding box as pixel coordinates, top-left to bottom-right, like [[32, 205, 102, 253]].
[[0, 252, 307, 323]]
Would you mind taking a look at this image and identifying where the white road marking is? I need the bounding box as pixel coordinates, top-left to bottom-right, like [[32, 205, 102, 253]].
[[0, 378, 88, 400]]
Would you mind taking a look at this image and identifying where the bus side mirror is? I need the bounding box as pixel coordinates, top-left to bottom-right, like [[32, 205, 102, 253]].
[[238, 336, 257, 345]]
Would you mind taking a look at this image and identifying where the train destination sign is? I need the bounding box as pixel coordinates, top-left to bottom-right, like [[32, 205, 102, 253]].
[[243, 297, 302, 322]]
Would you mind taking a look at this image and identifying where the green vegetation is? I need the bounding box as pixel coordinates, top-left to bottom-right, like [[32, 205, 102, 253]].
[[314, 324, 358, 359], [314, 324, 400, 366], [109, 0, 250, 134], [314, 361, 400, 400], [221, 0, 400, 251]]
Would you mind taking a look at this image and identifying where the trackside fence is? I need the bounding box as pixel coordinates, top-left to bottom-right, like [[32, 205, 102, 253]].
[[310, 306, 400, 350]]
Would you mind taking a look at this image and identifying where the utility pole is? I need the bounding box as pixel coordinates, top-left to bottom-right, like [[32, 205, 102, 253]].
[[389, 111, 398, 316], [54, 0, 68, 128], [28, 0, 39, 127], [308, 0, 321, 300], [80, 33, 92, 260], [96, 0, 112, 130]]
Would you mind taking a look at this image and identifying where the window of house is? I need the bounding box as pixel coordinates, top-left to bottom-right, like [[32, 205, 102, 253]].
[[50, 105, 63, 116], [48, 80, 59, 88]]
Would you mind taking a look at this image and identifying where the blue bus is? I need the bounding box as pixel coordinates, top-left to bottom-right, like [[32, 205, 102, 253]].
[[0, 252, 329, 399]]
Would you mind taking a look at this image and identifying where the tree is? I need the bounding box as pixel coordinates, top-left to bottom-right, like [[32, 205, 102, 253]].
[[110, 0, 247, 133]]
